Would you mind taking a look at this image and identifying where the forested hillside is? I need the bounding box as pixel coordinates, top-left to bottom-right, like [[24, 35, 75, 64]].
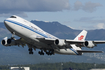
[[0, 62, 105, 70]]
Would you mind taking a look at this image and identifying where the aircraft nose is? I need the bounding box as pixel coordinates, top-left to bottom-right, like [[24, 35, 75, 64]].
[[4, 20, 6, 24], [4, 20, 7, 25], [4, 18, 10, 25], [4, 19, 11, 28]]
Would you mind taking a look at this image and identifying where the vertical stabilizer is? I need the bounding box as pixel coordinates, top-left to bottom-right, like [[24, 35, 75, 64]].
[[71, 30, 87, 50], [74, 30, 87, 41]]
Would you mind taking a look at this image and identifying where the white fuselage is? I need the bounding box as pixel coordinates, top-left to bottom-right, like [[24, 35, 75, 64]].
[[4, 15, 78, 55]]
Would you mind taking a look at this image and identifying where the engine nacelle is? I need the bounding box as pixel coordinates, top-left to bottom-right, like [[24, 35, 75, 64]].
[[1, 37, 15, 46], [84, 41, 95, 48], [1, 37, 8, 46], [54, 39, 66, 46]]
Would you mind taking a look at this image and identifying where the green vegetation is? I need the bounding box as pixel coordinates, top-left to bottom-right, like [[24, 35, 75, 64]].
[[0, 62, 105, 70]]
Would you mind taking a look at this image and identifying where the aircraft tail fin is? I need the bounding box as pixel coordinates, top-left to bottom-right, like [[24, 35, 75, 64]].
[[74, 30, 87, 41], [72, 30, 87, 50]]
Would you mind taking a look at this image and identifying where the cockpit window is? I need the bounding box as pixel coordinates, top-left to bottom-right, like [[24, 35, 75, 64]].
[[10, 16, 16, 18]]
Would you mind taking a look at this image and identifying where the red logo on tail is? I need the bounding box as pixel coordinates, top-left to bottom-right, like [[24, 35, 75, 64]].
[[78, 35, 84, 40]]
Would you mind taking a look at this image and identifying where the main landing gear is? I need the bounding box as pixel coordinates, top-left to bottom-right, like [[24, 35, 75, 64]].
[[46, 49, 54, 55], [38, 49, 54, 55], [28, 48, 33, 54], [28, 48, 54, 55], [38, 50, 44, 55]]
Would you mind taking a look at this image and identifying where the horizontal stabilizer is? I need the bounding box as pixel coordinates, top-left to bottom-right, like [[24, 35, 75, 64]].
[[77, 50, 103, 53]]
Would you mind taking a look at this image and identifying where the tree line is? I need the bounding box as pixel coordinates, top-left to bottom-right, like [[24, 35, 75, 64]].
[[0, 62, 105, 70]]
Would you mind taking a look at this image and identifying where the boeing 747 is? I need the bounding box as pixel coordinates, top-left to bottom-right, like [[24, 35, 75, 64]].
[[1, 15, 105, 55]]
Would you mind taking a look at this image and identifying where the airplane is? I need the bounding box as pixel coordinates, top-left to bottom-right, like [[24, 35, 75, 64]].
[[1, 15, 105, 55]]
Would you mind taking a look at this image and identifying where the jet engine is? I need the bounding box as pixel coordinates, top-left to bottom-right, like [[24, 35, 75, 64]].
[[84, 41, 96, 48], [1, 37, 16, 46], [54, 39, 66, 46]]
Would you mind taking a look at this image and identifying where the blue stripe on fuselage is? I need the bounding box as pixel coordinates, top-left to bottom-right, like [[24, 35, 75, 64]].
[[5, 20, 78, 55], [70, 48, 78, 55], [5, 20, 49, 38]]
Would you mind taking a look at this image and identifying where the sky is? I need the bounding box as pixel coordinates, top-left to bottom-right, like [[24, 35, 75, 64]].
[[0, 0, 105, 30]]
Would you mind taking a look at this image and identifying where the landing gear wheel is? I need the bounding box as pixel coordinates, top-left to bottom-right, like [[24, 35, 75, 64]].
[[38, 50, 44, 55], [28, 48, 33, 54], [28, 48, 32, 51], [29, 52, 33, 54], [46, 49, 54, 55]]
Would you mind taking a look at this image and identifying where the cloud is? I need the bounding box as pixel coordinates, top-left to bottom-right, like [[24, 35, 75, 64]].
[[0, 12, 28, 17], [74, 17, 95, 23], [73, 1, 82, 11], [82, 1, 102, 13], [95, 23, 105, 29], [0, 0, 70, 17], [0, 28, 10, 33], [0, 0, 102, 17], [73, 1, 102, 13], [74, 17, 105, 24], [0, 28, 10, 37], [75, 23, 105, 30], [74, 17, 105, 30]]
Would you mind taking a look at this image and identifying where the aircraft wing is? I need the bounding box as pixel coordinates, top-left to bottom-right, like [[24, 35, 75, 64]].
[[36, 38, 55, 45], [37, 38, 105, 48], [66, 40, 105, 44], [37, 38, 84, 45], [66, 40, 105, 47], [65, 39, 84, 44], [14, 38, 26, 47], [1, 37, 26, 47], [93, 40, 105, 44], [77, 50, 103, 53]]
